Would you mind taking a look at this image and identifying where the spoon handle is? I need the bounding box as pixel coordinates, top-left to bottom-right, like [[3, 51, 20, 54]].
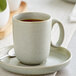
[[0, 45, 13, 60], [0, 54, 9, 60]]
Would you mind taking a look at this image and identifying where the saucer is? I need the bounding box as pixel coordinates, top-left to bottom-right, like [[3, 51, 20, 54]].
[[0, 45, 71, 75]]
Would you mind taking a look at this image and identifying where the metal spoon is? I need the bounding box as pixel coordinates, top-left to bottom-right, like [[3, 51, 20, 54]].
[[0, 47, 16, 60]]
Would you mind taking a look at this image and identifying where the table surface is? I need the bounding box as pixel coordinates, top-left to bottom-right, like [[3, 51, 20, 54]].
[[56, 30, 76, 76], [0, 0, 76, 76]]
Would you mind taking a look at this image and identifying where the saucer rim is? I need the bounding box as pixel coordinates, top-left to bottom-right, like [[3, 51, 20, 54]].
[[0, 45, 72, 69]]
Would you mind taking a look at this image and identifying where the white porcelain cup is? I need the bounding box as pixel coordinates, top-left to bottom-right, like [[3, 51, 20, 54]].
[[7, 0, 22, 12], [13, 12, 64, 65]]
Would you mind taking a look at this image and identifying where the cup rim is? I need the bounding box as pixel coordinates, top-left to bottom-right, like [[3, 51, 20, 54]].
[[13, 12, 51, 23]]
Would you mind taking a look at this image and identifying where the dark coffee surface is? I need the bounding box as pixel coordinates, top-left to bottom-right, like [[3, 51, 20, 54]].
[[21, 19, 43, 22]]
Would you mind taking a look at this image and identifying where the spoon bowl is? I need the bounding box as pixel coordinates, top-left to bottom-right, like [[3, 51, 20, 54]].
[[0, 47, 16, 60], [8, 48, 15, 57]]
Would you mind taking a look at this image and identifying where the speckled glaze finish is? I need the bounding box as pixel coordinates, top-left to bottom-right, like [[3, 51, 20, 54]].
[[13, 12, 64, 65]]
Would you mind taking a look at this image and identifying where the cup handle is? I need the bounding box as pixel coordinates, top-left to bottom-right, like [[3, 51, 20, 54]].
[[51, 19, 64, 47]]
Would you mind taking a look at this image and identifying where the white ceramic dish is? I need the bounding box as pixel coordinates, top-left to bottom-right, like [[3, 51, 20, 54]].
[[0, 45, 71, 75], [0, 0, 10, 28], [7, 0, 22, 12]]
